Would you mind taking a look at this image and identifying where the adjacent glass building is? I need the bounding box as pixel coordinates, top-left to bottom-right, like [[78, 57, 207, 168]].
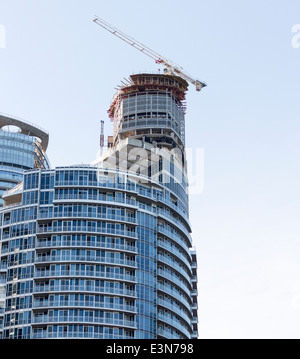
[[0, 113, 50, 337], [0, 114, 50, 207], [0, 74, 199, 339]]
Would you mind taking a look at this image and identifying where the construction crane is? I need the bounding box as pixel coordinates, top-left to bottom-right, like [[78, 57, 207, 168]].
[[93, 16, 206, 92]]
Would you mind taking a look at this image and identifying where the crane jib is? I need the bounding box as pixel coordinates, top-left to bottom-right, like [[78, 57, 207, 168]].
[[93, 16, 206, 92]]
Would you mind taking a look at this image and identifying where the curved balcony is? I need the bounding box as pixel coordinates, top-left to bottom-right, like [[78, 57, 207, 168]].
[[157, 225, 191, 255], [32, 315, 137, 329], [157, 195, 190, 229], [157, 209, 191, 248], [157, 327, 183, 339], [31, 331, 134, 339], [53, 194, 137, 209], [157, 254, 192, 285], [157, 283, 191, 312], [55, 180, 126, 190], [157, 269, 191, 297], [33, 284, 137, 298], [38, 212, 137, 226], [157, 239, 191, 267], [157, 312, 191, 338], [33, 300, 137, 313], [36, 240, 137, 253], [157, 298, 192, 327], [37, 226, 137, 240], [35, 255, 137, 268], [34, 270, 137, 282]]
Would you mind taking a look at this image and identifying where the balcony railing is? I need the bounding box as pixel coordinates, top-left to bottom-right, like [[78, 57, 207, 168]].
[[157, 269, 191, 296], [157, 225, 191, 253], [33, 284, 137, 297], [38, 212, 137, 225], [157, 254, 192, 285], [37, 226, 137, 239], [33, 300, 137, 312], [157, 239, 191, 265], [157, 327, 183, 339], [34, 270, 136, 282], [32, 315, 136, 328], [53, 194, 137, 207], [157, 298, 192, 325], [35, 255, 137, 268], [31, 332, 134, 339], [36, 240, 137, 253], [157, 283, 191, 311], [157, 312, 191, 338]]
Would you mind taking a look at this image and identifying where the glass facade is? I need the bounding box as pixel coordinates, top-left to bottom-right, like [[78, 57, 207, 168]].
[[0, 166, 197, 339], [117, 92, 186, 145], [0, 73, 198, 339]]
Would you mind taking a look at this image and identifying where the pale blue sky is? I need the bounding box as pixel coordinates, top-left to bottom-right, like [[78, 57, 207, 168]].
[[0, 0, 300, 339]]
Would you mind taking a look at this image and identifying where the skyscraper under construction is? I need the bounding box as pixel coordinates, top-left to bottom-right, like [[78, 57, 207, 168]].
[[0, 73, 199, 339]]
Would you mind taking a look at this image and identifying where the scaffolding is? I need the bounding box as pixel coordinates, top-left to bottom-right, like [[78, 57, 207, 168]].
[[108, 74, 188, 149]]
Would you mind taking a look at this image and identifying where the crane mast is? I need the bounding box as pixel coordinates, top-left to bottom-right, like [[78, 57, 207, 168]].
[[93, 16, 206, 92]]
